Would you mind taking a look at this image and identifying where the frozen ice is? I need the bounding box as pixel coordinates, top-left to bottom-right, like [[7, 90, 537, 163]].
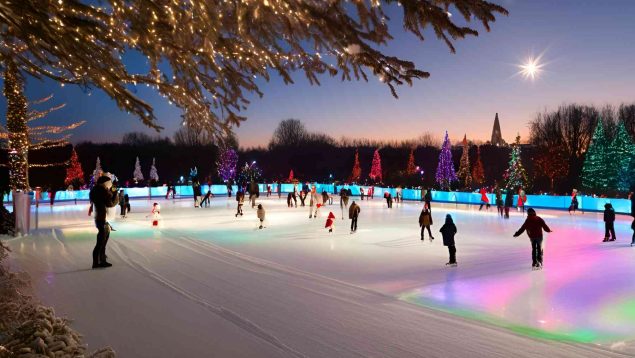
[[4, 196, 634, 357]]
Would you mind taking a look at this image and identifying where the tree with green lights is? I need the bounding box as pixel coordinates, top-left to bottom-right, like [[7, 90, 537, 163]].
[[607, 121, 635, 191], [581, 120, 610, 192], [503, 135, 528, 189]]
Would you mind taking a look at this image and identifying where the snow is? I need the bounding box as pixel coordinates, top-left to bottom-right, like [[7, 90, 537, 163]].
[[4, 196, 635, 357]]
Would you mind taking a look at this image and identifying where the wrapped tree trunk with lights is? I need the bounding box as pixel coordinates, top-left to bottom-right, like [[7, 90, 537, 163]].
[[4, 63, 29, 191]]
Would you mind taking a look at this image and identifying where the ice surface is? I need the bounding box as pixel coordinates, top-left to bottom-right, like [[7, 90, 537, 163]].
[[4, 196, 634, 357]]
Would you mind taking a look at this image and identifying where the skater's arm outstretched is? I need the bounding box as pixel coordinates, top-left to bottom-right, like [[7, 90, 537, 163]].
[[539, 218, 552, 233], [513, 221, 527, 237]]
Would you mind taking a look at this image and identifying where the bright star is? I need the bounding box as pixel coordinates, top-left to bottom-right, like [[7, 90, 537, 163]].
[[518, 56, 544, 80]]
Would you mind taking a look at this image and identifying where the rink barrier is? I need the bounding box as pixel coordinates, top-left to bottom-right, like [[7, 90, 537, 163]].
[[2, 184, 632, 215]]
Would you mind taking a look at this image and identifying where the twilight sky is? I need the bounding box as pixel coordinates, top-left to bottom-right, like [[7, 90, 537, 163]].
[[2, 0, 635, 148]]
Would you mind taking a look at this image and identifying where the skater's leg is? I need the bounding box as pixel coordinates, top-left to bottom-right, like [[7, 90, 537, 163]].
[[420, 226, 425, 240], [99, 223, 111, 264], [604, 224, 610, 240], [449, 245, 456, 264], [531, 238, 540, 266], [609, 223, 616, 240], [93, 221, 107, 266], [535, 237, 543, 265], [426, 226, 433, 239], [479, 203, 483, 211]]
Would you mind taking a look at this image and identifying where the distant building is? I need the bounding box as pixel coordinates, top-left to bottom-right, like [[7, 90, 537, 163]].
[[490, 113, 506, 146]]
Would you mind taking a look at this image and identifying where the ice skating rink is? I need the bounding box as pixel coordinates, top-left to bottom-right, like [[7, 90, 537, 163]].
[[4, 196, 635, 357]]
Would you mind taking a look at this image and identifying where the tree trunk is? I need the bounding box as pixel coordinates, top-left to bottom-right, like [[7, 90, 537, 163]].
[[3, 61, 29, 191]]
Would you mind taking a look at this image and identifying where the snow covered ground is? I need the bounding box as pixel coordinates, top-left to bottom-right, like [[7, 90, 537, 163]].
[[4, 196, 635, 357]]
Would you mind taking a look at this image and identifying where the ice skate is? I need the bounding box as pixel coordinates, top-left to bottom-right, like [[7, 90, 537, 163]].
[[445, 262, 458, 267], [602, 237, 609, 242], [329, 229, 333, 233], [429, 236, 434, 243]]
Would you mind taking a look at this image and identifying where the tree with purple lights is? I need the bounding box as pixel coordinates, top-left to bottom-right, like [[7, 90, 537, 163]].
[[216, 147, 238, 182], [369, 149, 382, 183], [435, 131, 457, 190]]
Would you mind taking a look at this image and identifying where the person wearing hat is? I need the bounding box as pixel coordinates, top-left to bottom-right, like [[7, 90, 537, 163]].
[[89, 175, 119, 268], [603, 203, 616, 242], [513, 208, 552, 269]]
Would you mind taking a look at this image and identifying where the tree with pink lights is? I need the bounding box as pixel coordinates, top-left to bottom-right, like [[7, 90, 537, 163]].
[[435, 131, 457, 190], [369, 149, 382, 183], [217, 147, 238, 182]]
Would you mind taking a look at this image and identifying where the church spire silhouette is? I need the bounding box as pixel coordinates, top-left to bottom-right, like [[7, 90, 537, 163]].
[[490, 113, 505, 146]]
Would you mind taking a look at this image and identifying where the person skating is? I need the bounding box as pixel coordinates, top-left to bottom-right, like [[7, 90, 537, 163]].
[[257, 204, 266, 229], [313, 191, 324, 218], [419, 207, 434, 241], [384, 192, 393, 208], [235, 190, 245, 217], [118, 189, 126, 218], [201, 190, 213, 208], [369, 186, 375, 199], [321, 190, 329, 206], [309, 186, 317, 218], [603, 203, 616, 242], [277, 181, 282, 199], [89, 175, 119, 269], [349, 201, 360, 233], [517, 188, 527, 214], [479, 187, 490, 211], [124, 194, 131, 216], [440, 214, 458, 266], [192, 180, 202, 208], [249, 180, 259, 208], [424, 189, 432, 211], [360, 187, 365, 201], [395, 186, 402, 204], [266, 184, 272, 197], [287, 193, 293, 208], [495, 187, 504, 218], [325, 212, 336, 233], [513, 208, 552, 269], [504, 188, 514, 219], [340, 188, 350, 219], [148, 202, 161, 226], [299, 189, 306, 207], [226, 180, 233, 198], [568, 189, 579, 214]]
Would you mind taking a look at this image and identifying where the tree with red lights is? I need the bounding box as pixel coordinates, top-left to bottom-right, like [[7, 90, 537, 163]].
[[349, 150, 361, 183], [406, 149, 416, 175], [471, 146, 485, 187], [369, 149, 382, 183], [64, 149, 84, 189]]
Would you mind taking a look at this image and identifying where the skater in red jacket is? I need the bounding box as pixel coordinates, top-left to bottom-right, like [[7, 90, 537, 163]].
[[479, 187, 490, 211], [325, 212, 336, 233], [513, 208, 552, 269]]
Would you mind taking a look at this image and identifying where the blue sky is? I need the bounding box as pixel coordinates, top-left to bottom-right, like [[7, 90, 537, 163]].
[[2, 0, 634, 147]]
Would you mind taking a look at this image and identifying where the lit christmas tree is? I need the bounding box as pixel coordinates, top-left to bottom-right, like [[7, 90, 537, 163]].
[[149, 158, 159, 183], [64, 149, 84, 189], [581, 120, 609, 191], [435, 131, 457, 190], [369, 149, 383, 183], [607, 121, 635, 191], [89, 157, 102, 188], [406, 149, 416, 175], [349, 150, 361, 183], [133, 157, 144, 183], [503, 135, 528, 189], [471, 146, 485, 187], [456, 134, 472, 188], [534, 145, 569, 192], [288, 169, 294, 182], [237, 162, 262, 185], [216, 147, 238, 182]]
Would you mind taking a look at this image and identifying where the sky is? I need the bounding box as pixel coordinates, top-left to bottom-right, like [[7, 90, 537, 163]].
[[2, 0, 635, 148]]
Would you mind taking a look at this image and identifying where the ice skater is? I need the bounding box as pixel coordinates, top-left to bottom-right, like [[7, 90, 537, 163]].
[[395, 186, 402, 204], [340, 188, 350, 219], [118, 189, 126, 218], [325, 212, 336, 233], [495, 188, 504, 218], [257, 204, 266, 229], [89, 175, 118, 269], [277, 181, 282, 199], [299, 189, 306, 207], [147, 202, 161, 226], [517, 188, 527, 214], [568, 189, 579, 214], [479, 187, 490, 211], [349, 201, 360, 233], [439, 214, 457, 266], [235, 190, 245, 217], [424, 189, 432, 211], [266, 184, 272, 197], [384, 192, 393, 208], [201, 190, 213, 208], [124, 194, 131, 216], [287, 192, 293, 208], [360, 187, 365, 200], [419, 207, 434, 241], [321, 190, 330, 206], [504, 188, 514, 219], [602, 203, 616, 242], [513, 208, 552, 269]]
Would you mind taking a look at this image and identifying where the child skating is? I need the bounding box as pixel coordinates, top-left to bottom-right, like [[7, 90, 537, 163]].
[[147, 202, 161, 227], [325, 212, 336, 233], [418, 207, 434, 241], [439, 214, 458, 267], [235, 190, 245, 217], [568, 189, 579, 214], [603, 203, 616, 242], [256, 204, 266, 229], [513, 208, 552, 270]]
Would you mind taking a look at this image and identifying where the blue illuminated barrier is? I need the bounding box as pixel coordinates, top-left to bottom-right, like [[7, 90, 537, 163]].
[[1, 184, 632, 215]]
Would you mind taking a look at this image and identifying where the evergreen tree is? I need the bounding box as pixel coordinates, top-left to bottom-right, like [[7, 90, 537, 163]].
[[456, 134, 472, 188], [435, 131, 457, 190], [133, 157, 144, 183], [581, 120, 610, 191], [64, 149, 84, 188], [89, 157, 102, 188], [349, 150, 361, 183], [607, 121, 635, 191], [503, 135, 529, 189], [406, 149, 416, 175], [237, 162, 262, 185], [216, 147, 238, 182], [149, 158, 159, 183], [471, 146, 485, 187], [288, 169, 294, 182], [369, 149, 383, 183]]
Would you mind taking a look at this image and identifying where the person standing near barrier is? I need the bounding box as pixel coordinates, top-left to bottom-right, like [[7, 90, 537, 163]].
[[495, 187, 504, 217], [90, 175, 118, 269]]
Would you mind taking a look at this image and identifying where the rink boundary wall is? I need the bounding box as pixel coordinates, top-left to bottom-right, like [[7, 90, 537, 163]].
[[2, 184, 632, 215]]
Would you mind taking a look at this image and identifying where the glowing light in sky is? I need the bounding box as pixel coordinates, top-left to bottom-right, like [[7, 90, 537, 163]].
[[517, 55, 545, 80]]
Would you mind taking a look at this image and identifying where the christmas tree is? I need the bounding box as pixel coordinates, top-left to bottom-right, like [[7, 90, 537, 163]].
[[581, 120, 610, 191], [64, 149, 84, 189], [406, 149, 416, 175], [471, 146, 485, 187], [89, 157, 102, 188], [237, 162, 262, 186], [503, 135, 528, 189], [133, 157, 144, 183], [349, 150, 361, 183], [149, 158, 159, 183], [288, 169, 294, 182], [369, 149, 382, 183], [435, 131, 457, 190], [456, 135, 472, 188], [216, 147, 238, 182], [607, 121, 635, 191], [534, 145, 569, 192]]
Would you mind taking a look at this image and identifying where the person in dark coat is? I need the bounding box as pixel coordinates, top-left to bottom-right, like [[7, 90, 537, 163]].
[[495, 187, 504, 218], [349, 201, 360, 233], [89, 175, 119, 268], [514, 208, 552, 268], [118, 189, 126, 218], [419, 207, 434, 241], [227, 181, 233, 198], [631, 218, 635, 247], [192, 180, 202, 207], [424, 189, 432, 211], [504, 188, 514, 219], [235, 190, 245, 217], [384, 192, 393, 208], [439, 214, 457, 266], [287, 192, 293, 208], [339, 188, 350, 219], [248, 180, 259, 208], [603, 203, 616, 242], [277, 181, 282, 199]]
